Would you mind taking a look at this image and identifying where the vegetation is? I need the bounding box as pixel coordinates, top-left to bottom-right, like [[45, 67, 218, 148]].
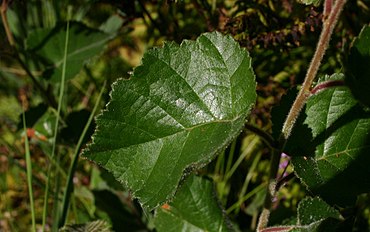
[[1, 0, 370, 231]]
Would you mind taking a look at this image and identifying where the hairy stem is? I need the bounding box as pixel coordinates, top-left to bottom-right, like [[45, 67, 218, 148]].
[[281, 0, 347, 141], [258, 0, 348, 230], [257, 148, 280, 231]]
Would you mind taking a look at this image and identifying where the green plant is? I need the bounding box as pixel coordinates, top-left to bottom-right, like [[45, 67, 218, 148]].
[[1, 0, 370, 231]]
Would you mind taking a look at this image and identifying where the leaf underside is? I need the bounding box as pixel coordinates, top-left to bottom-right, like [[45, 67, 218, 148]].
[[83, 31, 256, 209], [291, 74, 370, 206]]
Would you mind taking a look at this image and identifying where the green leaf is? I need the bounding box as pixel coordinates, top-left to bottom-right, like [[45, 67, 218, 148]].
[[263, 197, 342, 232], [297, 197, 342, 225], [297, 0, 322, 6], [26, 22, 112, 82], [99, 15, 124, 34], [346, 25, 370, 108], [59, 220, 111, 232], [291, 73, 370, 206], [289, 197, 342, 232], [83, 31, 256, 209], [154, 175, 233, 232]]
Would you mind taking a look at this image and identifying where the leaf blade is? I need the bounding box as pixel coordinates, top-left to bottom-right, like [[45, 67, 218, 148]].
[[154, 175, 233, 232], [83, 31, 257, 209], [346, 25, 370, 107], [27, 22, 112, 82], [291, 74, 370, 206]]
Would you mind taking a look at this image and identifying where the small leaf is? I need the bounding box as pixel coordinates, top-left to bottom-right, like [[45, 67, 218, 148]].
[[59, 220, 111, 232], [297, 0, 322, 6], [291, 73, 370, 206], [297, 197, 342, 225], [346, 25, 370, 108], [154, 175, 233, 232], [263, 197, 342, 232], [26, 22, 113, 82], [99, 15, 124, 34], [83, 31, 256, 209]]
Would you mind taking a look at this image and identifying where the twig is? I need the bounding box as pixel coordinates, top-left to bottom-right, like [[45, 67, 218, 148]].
[[16, 56, 58, 108], [244, 124, 277, 149], [137, 0, 163, 34], [1, 0, 15, 46], [276, 172, 295, 190]]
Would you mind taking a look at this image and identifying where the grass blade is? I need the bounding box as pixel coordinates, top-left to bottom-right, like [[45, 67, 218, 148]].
[[42, 7, 71, 231], [59, 81, 106, 227], [22, 111, 36, 232]]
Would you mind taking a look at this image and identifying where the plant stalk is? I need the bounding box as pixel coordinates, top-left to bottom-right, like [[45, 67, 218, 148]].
[[257, 0, 348, 230], [1, 0, 15, 46], [281, 0, 348, 141]]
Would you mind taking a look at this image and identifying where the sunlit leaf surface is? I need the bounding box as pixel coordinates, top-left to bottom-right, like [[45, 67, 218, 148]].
[[83, 31, 256, 209]]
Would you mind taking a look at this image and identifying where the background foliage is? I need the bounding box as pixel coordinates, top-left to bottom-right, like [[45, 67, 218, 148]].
[[1, 0, 370, 231]]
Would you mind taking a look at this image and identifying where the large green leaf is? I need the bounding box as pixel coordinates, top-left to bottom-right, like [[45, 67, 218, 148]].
[[154, 175, 233, 232], [291, 74, 370, 206], [346, 25, 370, 108], [26, 22, 113, 82], [83, 31, 256, 209]]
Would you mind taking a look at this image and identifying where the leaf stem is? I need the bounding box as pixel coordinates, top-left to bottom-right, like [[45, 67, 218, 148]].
[[310, 79, 345, 94], [276, 172, 295, 191]]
